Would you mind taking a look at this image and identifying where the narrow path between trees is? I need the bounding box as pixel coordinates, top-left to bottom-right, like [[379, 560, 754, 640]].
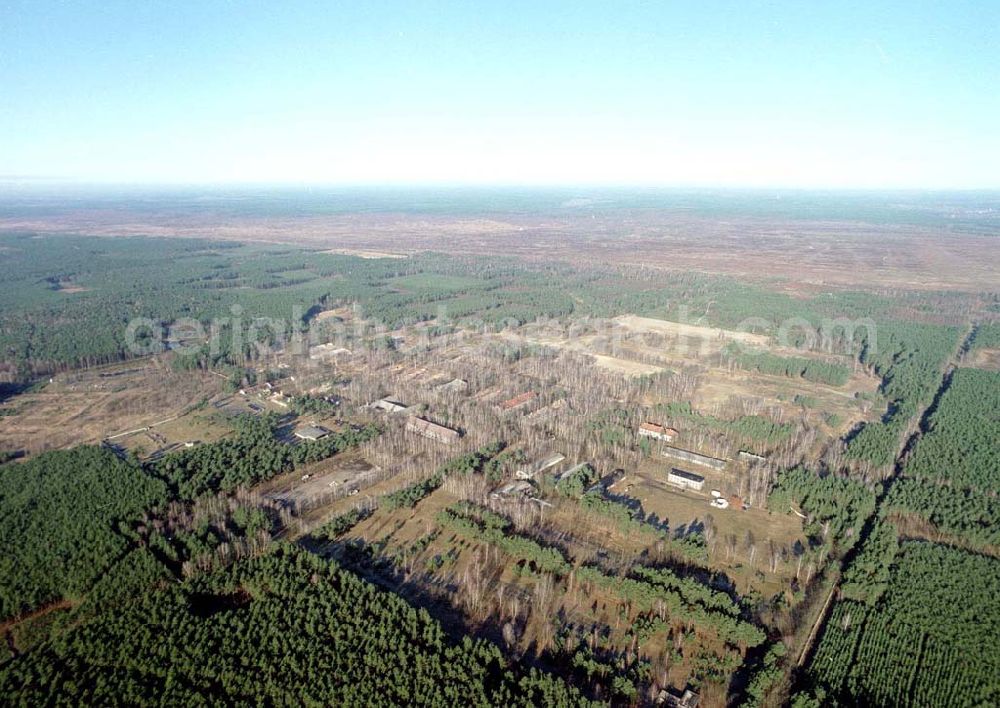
[[794, 321, 976, 673], [0, 599, 76, 659]]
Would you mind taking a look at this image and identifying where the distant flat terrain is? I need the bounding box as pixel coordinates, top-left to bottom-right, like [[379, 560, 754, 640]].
[[1, 188, 997, 290]]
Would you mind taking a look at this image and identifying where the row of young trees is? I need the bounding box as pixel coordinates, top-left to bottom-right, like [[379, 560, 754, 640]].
[[436, 502, 765, 649], [437, 504, 573, 576], [807, 542, 1000, 707], [721, 345, 851, 387], [382, 443, 507, 510], [572, 567, 766, 649], [630, 566, 741, 617]]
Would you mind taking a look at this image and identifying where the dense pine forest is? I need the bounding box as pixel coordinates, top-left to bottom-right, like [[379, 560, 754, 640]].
[[805, 542, 1000, 707], [0, 446, 167, 619], [0, 546, 593, 706], [800, 346, 1000, 703]]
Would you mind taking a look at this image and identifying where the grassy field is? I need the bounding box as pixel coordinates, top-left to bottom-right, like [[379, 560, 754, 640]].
[[388, 273, 488, 293], [0, 360, 223, 456], [628, 461, 806, 597]]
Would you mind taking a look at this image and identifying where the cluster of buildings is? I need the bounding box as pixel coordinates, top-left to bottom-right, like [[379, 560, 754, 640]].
[[638, 421, 749, 511], [366, 395, 462, 445], [638, 422, 713, 491], [239, 381, 292, 409], [367, 387, 543, 446]]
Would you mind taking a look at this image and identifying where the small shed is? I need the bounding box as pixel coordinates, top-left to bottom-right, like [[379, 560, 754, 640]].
[[437, 378, 469, 393], [371, 398, 409, 414], [661, 446, 726, 471], [638, 422, 677, 442], [662, 687, 700, 708], [491, 480, 535, 499], [499, 391, 537, 412], [294, 425, 330, 441], [666, 468, 705, 491]]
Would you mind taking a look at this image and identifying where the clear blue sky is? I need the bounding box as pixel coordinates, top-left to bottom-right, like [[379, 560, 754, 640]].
[[1, 1, 997, 187]]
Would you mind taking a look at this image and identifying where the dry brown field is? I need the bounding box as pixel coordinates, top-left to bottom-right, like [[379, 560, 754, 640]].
[[2, 208, 996, 290], [0, 359, 223, 455]]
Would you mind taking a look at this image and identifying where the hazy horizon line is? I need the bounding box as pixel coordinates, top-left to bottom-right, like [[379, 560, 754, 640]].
[[2, 179, 1000, 195]]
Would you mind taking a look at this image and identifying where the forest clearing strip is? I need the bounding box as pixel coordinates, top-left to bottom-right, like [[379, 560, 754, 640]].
[[0, 599, 76, 658], [794, 322, 974, 675], [796, 581, 838, 668]]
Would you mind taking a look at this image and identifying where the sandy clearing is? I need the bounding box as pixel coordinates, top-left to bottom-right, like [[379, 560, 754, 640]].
[[320, 248, 408, 259], [969, 348, 1000, 371], [590, 353, 666, 376], [614, 315, 771, 346], [495, 330, 667, 377]]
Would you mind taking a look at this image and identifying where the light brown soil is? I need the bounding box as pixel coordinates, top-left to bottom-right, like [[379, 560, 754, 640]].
[[3, 208, 996, 290], [0, 359, 223, 456], [615, 315, 771, 346], [969, 348, 1000, 371]]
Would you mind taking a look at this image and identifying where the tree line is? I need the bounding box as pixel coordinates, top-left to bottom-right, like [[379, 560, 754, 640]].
[[722, 344, 851, 387], [154, 413, 379, 499]]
